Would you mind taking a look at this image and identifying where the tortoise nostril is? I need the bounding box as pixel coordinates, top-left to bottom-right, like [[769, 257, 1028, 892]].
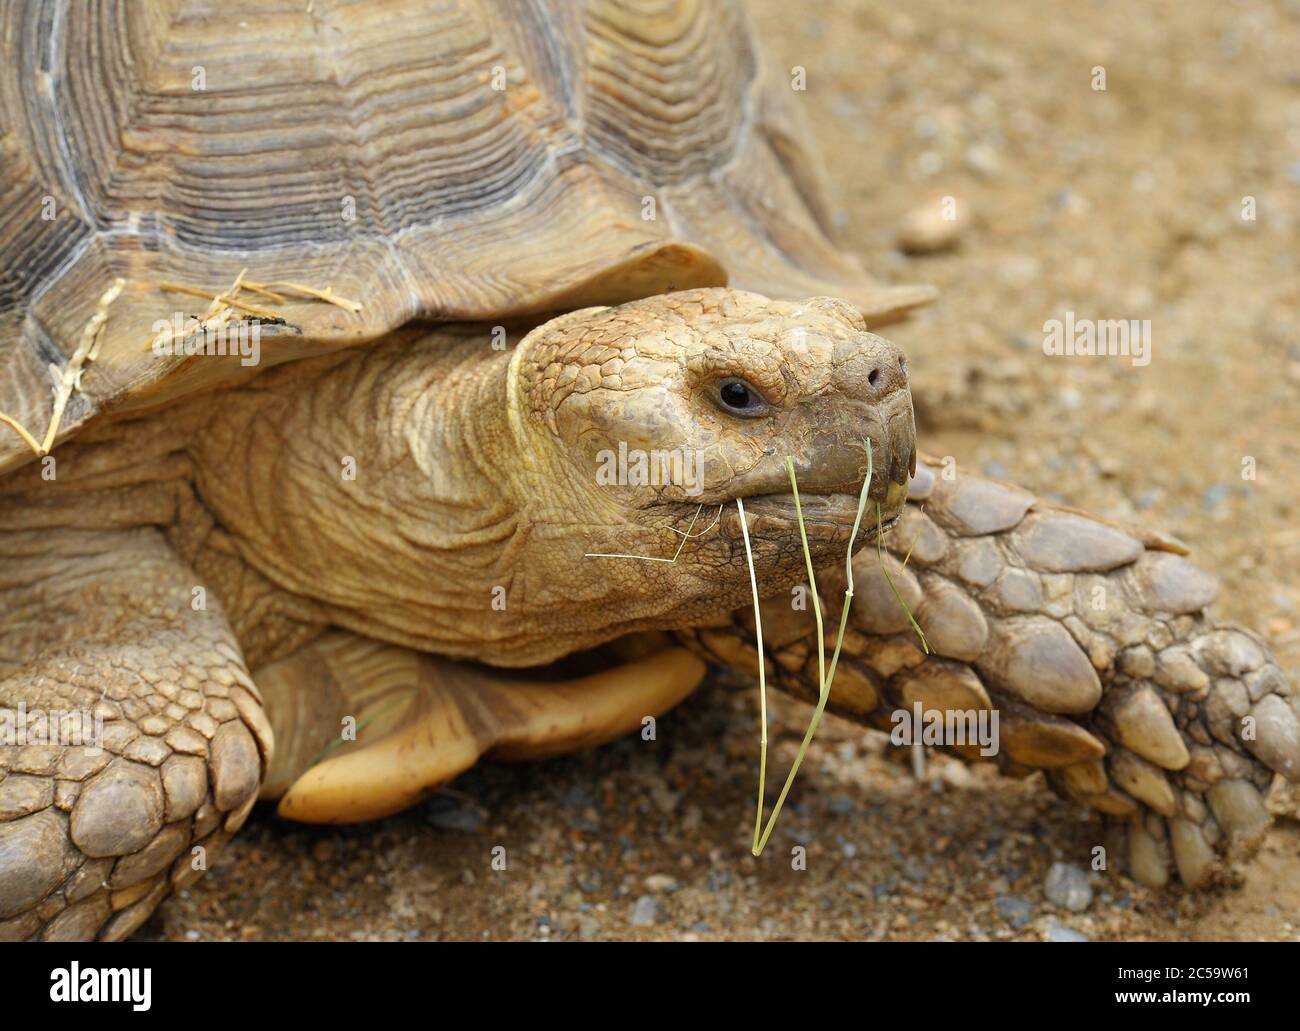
[[867, 367, 880, 388]]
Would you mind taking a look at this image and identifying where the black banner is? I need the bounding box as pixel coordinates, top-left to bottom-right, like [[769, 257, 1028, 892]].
[[0, 942, 1287, 1018]]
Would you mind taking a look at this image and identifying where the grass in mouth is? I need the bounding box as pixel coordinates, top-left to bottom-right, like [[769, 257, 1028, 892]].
[[581, 437, 929, 854], [740, 438, 927, 855]]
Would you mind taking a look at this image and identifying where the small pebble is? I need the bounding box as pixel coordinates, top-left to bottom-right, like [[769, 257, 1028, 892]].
[[425, 794, 486, 833], [1049, 188, 1089, 214], [1202, 483, 1231, 511], [941, 761, 974, 789], [965, 143, 1001, 177], [897, 196, 965, 253], [1044, 862, 1093, 912], [630, 895, 660, 927], [561, 784, 596, 809], [1131, 170, 1156, 192], [996, 895, 1033, 929], [1048, 920, 1090, 942]]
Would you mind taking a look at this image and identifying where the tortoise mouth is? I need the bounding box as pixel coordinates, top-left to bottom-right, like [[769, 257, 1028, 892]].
[[723, 489, 903, 548]]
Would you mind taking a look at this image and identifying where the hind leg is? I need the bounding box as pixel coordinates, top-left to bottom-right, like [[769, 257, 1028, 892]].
[[0, 528, 271, 940], [681, 460, 1300, 888]]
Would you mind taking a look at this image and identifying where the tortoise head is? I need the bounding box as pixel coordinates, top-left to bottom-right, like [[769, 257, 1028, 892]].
[[184, 287, 915, 666], [510, 287, 916, 605]]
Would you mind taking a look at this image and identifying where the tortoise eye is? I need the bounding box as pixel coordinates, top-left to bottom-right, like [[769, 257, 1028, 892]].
[[715, 377, 767, 416]]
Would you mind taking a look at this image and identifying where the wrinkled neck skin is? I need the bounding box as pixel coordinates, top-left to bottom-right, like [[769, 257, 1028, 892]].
[[183, 326, 753, 668]]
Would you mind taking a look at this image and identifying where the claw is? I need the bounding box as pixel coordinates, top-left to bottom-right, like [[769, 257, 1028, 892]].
[[1127, 817, 1170, 888], [1169, 818, 1217, 888], [1105, 685, 1190, 771], [1206, 780, 1270, 842]]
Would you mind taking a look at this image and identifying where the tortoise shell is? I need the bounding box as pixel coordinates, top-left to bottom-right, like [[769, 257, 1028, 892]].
[[0, 0, 932, 473]]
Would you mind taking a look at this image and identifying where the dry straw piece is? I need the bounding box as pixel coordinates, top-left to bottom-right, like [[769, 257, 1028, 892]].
[[0, 270, 362, 459], [243, 279, 363, 314], [0, 276, 125, 457]]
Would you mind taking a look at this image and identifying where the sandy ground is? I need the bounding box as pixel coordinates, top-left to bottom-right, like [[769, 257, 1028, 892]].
[[145, 0, 1300, 941]]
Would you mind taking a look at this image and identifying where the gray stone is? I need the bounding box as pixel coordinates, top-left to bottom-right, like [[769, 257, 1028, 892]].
[[424, 795, 486, 833], [1043, 861, 1092, 911], [630, 895, 660, 927], [995, 894, 1032, 929], [1047, 920, 1089, 942]]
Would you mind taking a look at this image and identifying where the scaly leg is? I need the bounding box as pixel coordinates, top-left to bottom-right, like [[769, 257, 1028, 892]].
[[680, 460, 1300, 888], [0, 528, 271, 940]]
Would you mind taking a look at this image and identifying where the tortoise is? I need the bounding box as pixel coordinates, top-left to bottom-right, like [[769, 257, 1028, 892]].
[[0, 0, 1296, 942]]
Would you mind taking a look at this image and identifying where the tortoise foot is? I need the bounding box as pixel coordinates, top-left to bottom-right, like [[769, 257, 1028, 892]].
[[1053, 621, 1294, 889], [0, 529, 270, 941], [681, 460, 1299, 889]]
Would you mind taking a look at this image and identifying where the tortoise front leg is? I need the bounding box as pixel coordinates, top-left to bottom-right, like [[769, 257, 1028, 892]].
[[679, 460, 1300, 889], [0, 528, 271, 940]]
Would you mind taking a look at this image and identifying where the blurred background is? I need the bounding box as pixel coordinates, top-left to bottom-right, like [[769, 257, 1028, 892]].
[[151, 0, 1300, 941]]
